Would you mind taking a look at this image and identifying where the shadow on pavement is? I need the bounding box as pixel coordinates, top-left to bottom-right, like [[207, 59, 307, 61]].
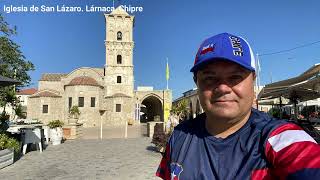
[[146, 145, 158, 153]]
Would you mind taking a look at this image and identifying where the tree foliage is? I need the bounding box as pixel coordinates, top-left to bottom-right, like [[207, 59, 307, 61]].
[[69, 106, 81, 119], [0, 14, 34, 85], [0, 13, 35, 117], [172, 99, 189, 120]]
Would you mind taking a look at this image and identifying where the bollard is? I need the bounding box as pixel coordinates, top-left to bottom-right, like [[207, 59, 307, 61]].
[[124, 120, 128, 138]]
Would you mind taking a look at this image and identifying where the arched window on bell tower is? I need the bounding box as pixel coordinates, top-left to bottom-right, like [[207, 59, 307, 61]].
[[117, 31, 122, 41], [117, 76, 122, 83], [117, 55, 122, 64]]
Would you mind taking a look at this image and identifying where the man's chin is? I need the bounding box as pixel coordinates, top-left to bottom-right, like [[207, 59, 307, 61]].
[[206, 108, 238, 120]]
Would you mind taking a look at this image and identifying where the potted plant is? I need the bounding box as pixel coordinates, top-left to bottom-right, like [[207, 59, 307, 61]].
[[68, 106, 80, 124], [47, 120, 64, 145], [0, 133, 20, 169], [151, 123, 170, 154]]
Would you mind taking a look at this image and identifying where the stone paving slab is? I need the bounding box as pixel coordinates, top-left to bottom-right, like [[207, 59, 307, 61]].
[[0, 138, 162, 180], [81, 124, 147, 139]]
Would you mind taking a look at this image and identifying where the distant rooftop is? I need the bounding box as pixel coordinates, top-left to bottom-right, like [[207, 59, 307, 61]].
[[30, 90, 61, 98], [17, 88, 37, 95]]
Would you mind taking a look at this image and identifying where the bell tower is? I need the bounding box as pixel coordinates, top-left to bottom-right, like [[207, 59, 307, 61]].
[[104, 6, 134, 97]]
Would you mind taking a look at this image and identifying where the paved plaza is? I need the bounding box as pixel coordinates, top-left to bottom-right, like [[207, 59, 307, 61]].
[[1, 124, 163, 180], [81, 123, 148, 139]]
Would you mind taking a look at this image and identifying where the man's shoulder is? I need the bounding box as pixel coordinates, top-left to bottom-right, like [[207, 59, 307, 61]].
[[176, 113, 205, 129], [171, 113, 206, 139], [250, 109, 288, 126], [249, 109, 295, 139]]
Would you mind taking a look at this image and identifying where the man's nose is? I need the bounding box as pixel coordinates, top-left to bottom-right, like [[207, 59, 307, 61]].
[[214, 81, 232, 94]]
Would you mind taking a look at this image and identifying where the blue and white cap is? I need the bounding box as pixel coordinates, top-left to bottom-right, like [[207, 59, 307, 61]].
[[190, 33, 256, 72]]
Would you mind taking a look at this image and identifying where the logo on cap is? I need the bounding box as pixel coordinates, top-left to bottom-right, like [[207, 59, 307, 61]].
[[229, 36, 243, 56], [200, 43, 215, 55]]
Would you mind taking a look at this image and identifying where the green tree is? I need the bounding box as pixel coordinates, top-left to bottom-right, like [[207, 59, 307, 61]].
[[0, 13, 34, 118], [172, 99, 189, 121]]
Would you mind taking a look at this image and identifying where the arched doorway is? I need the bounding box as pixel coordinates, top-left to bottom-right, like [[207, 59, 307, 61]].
[[140, 95, 163, 123]]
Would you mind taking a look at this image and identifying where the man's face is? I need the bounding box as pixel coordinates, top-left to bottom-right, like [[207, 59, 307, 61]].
[[195, 60, 255, 121]]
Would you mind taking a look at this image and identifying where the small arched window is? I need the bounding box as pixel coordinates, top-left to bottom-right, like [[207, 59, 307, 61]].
[[117, 31, 122, 40], [117, 55, 122, 64], [117, 76, 121, 83]]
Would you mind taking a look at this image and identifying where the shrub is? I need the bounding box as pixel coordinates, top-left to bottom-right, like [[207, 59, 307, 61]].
[[268, 108, 280, 119], [301, 106, 316, 118], [0, 133, 20, 154], [151, 123, 170, 154], [47, 120, 64, 129], [69, 106, 80, 119]]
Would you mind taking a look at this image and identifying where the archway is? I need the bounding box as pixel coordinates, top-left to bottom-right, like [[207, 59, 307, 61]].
[[140, 95, 163, 123]]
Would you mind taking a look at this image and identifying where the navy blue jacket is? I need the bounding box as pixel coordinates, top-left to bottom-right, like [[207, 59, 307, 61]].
[[156, 109, 320, 180]]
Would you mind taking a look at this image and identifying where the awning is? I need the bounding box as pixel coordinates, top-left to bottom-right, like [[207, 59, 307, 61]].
[[261, 63, 320, 90], [258, 97, 290, 105], [258, 64, 320, 103]]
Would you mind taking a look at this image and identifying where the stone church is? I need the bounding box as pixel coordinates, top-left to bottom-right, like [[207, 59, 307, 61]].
[[27, 6, 172, 127]]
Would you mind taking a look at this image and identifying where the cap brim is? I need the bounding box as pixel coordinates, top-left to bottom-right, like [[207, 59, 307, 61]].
[[190, 57, 255, 72]]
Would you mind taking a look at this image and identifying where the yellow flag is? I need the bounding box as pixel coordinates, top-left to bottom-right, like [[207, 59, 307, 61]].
[[166, 60, 170, 80]]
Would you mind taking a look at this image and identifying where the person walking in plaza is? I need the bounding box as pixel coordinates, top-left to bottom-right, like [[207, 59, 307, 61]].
[[156, 33, 320, 180]]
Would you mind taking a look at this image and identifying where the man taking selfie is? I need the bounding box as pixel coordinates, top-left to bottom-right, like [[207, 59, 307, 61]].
[[156, 33, 320, 180]]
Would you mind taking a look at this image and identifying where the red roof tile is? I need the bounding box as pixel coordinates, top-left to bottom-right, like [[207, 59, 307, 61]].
[[17, 88, 37, 95]]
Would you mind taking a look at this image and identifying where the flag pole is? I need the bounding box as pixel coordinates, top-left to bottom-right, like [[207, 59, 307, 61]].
[[256, 53, 261, 91], [166, 79, 168, 90], [166, 57, 169, 90]]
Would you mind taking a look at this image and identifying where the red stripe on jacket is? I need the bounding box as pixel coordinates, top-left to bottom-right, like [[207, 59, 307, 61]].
[[265, 123, 320, 179], [156, 144, 171, 180]]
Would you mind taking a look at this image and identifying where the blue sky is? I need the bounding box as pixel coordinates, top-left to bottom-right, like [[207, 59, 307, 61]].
[[1, 0, 320, 99]]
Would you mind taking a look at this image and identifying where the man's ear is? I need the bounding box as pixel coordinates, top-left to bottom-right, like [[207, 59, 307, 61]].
[[193, 75, 197, 84], [251, 72, 256, 80]]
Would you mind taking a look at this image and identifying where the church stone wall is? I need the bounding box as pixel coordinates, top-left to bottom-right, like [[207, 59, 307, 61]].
[[64, 85, 103, 127], [27, 97, 63, 125], [135, 90, 172, 122], [105, 46, 133, 67], [104, 97, 134, 126], [62, 68, 104, 86], [105, 15, 134, 42], [38, 81, 64, 93]]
